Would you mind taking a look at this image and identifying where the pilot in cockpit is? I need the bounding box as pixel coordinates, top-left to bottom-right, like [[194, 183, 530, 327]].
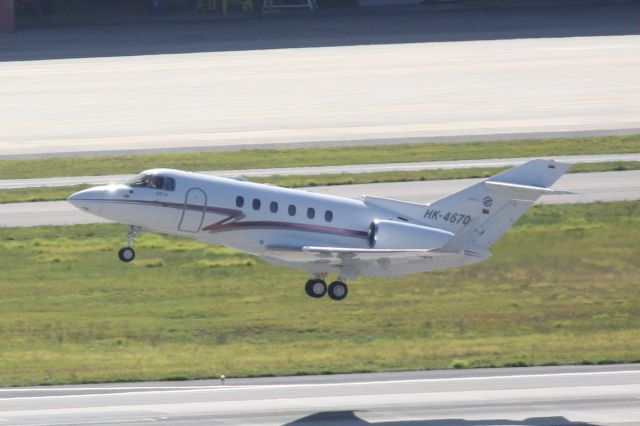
[[126, 173, 175, 191]]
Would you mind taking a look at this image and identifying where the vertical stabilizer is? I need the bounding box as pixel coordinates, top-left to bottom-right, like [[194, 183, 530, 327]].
[[426, 159, 571, 251]]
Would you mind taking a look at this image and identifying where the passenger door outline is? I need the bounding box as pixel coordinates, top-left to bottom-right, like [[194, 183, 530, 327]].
[[178, 188, 207, 233]]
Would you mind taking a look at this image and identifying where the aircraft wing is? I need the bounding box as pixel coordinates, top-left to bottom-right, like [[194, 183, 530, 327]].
[[266, 244, 448, 260], [265, 243, 460, 277], [303, 246, 437, 259]]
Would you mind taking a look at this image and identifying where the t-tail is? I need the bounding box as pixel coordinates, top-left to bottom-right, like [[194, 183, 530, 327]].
[[423, 158, 572, 255]]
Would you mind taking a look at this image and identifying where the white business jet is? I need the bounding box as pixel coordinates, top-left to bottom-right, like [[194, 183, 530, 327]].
[[68, 159, 570, 301]]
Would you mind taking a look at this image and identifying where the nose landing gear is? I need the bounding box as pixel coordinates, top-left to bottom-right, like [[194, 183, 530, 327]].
[[305, 276, 348, 300], [118, 225, 139, 263], [118, 247, 135, 262]]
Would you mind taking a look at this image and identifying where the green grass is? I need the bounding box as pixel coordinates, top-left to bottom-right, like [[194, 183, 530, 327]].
[[0, 201, 639, 386], [1, 134, 639, 179], [2, 161, 638, 204]]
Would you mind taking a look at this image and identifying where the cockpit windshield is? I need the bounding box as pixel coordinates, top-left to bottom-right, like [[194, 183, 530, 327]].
[[126, 173, 175, 191]]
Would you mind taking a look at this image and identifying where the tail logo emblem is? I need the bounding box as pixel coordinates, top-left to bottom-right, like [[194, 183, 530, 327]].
[[482, 196, 494, 207]]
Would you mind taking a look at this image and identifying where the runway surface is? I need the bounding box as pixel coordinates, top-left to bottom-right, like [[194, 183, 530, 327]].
[[2, 33, 640, 158], [1, 364, 639, 425], [1, 170, 638, 227], [2, 153, 639, 189]]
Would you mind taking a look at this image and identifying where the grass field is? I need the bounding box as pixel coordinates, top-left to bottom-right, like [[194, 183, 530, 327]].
[[1, 161, 639, 204], [1, 134, 639, 179], [0, 201, 639, 386]]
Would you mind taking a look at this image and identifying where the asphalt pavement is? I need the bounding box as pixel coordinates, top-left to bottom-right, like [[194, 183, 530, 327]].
[[1, 364, 639, 425], [2, 31, 640, 158], [3, 2, 639, 61]]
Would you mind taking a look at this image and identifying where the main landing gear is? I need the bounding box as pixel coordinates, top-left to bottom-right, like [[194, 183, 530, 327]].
[[118, 225, 139, 262], [305, 276, 348, 301]]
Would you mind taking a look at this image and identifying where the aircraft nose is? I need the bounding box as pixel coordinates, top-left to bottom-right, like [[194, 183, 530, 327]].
[[67, 187, 106, 214]]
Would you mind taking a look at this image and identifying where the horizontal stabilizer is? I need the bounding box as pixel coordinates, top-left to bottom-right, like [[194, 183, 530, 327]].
[[485, 180, 574, 195]]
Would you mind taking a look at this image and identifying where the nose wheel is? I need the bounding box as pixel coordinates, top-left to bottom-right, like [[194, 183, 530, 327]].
[[118, 225, 139, 263], [305, 276, 348, 300], [118, 247, 135, 262]]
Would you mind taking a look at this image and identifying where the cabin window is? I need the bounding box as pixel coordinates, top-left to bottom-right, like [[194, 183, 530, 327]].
[[270, 201, 278, 213], [324, 210, 333, 222], [288, 204, 296, 216], [236, 196, 244, 208], [307, 207, 315, 219], [252, 199, 261, 210]]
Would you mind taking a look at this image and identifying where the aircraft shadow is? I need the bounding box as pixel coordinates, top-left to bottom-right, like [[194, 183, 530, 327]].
[[2, 2, 640, 62], [283, 411, 596, 426]]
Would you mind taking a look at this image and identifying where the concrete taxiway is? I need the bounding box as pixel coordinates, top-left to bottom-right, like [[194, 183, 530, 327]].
[[0, 170, 638, 227], [2, 33, 640, 158], [1, 364, 639, 425], [1, 153, 639, 189]]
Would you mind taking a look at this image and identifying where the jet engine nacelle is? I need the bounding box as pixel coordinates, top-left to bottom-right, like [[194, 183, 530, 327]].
[[368, 219, 453, 250]]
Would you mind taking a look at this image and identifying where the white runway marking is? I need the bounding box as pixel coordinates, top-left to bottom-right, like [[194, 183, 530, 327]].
[[3, 369, 640, 400]]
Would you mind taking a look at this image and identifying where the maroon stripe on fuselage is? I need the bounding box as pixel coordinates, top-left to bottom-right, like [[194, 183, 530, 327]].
[[202, 220, 369, 239]]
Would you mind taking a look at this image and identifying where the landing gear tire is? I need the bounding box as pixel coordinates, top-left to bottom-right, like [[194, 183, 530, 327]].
[[328, 281, 348, 301], [118, 247, 135, 262], [305, 279, 327, 298], [118, 225, 139, 262]]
